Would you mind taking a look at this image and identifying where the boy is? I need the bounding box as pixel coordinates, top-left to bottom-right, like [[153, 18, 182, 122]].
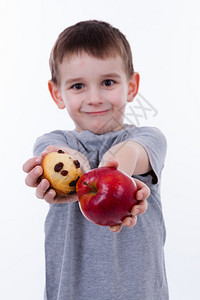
[[23, 20, 168, 299]]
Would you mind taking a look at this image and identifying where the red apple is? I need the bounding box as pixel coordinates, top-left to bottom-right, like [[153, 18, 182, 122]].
[[76, 167, 138, 226]]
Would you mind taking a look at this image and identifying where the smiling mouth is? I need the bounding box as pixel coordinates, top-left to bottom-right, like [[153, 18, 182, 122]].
[[84, 110, 110, 115]]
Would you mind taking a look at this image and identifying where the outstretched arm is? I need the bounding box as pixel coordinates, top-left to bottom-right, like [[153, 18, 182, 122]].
[[99, 141, 151, 176]]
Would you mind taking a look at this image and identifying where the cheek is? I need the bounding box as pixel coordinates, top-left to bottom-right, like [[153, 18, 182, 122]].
[[63, 96, 80, 115], [66, 103, 79, 117], [111, 88, 128, 107]]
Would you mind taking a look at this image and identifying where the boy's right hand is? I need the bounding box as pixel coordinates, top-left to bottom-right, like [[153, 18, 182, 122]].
[[22, 145, 90, 204], [23, 155, 59, 203]]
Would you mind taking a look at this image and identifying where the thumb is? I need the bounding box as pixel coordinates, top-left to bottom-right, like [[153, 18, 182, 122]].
[[41, 145, 60, 158], [102, 157, 119, 169]]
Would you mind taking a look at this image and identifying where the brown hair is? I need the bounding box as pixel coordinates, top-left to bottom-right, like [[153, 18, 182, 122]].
[[49, 20, 134, 84]]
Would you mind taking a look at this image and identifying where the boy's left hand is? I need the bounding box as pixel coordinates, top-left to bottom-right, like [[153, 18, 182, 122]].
[[103, 158, 150, 233]]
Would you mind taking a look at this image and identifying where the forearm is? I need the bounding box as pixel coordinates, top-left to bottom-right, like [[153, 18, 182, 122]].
[[100, 141, 151, 176]]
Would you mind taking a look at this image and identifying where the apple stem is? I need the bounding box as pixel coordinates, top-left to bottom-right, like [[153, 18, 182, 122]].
[[83, 181, 97, 193]]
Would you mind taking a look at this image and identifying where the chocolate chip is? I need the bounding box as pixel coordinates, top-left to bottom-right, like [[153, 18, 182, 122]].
[[69, 177, 80, 187], [61, 170, 68, 176], [58, 150, 65, 154], [54, 162, 64, 172], [69, 180, 77, 187], [73, 160, 80, 168]]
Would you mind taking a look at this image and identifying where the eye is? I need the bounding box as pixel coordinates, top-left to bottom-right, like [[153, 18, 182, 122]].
[[71, 83, 84, 90], [103, 79, 115, 87]]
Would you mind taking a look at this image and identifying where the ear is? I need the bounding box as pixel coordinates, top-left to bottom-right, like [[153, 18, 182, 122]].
[[127, 72, 140, 102], [48, 80, 65, 109]]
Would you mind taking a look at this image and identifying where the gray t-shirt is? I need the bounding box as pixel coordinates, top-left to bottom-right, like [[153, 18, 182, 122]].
[[34, 124, 169, 300]]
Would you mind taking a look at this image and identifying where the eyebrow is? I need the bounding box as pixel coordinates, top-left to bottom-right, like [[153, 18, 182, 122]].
[[101, 73, 121, 79], [64, 73, 121, 86], [64, 78, 84, 86]]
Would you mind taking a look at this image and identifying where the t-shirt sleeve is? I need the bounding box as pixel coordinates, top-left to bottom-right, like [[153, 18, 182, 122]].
[[33, 130, 68, 156], [127, 126, 167, 185]]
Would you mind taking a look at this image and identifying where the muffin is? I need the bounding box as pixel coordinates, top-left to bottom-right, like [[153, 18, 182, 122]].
[[42, 150, 83, 195]]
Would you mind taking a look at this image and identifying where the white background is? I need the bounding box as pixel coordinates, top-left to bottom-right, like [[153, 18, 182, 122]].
[[0, 0, 200, 299]]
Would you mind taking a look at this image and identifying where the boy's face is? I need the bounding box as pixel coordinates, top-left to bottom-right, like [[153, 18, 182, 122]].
[[49, 52, 139, 134]]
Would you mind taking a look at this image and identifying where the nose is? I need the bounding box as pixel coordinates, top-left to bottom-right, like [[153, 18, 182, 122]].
[[86, 88, 103, 105]]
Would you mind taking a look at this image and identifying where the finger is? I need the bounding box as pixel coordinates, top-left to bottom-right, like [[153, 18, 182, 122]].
[[131, 199, 148, 216], [22, 156, 42, 173], [35, 178, 50, 199], [104, 158, 118, 169], [41, 145, 60, 158], [25, 165, 43, 187], [134, 178, 150, 200], [109, 223, 123, 233], [100, 157, 118, 169], [136, 188, 150, 201], [43, 189, 57, 203], [122, 215, 137, 228]]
